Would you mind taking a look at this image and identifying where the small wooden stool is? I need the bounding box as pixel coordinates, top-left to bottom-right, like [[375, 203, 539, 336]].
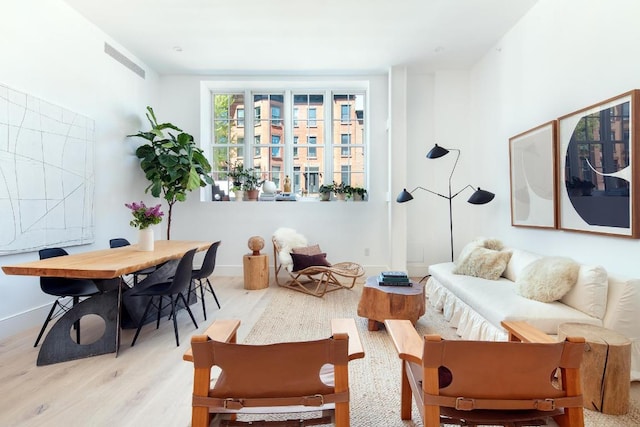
[[558, 322, 631, 415], [357, 276, 425, 331], [243, 236, 269, 290]]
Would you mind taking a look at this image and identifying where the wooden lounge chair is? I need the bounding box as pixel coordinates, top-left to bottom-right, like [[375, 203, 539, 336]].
[[385, 319, 586, 427], [184, 318, 365, 427], [272, 228, 364, 297]]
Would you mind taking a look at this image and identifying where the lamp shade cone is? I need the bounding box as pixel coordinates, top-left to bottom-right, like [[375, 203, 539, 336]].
[[396, 189, 414, 203], [467, 188, 495, 205], [426, 144, 449, 159]]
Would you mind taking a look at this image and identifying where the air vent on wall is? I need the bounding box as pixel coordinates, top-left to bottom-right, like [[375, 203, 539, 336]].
[[104, 42, 145, 79]]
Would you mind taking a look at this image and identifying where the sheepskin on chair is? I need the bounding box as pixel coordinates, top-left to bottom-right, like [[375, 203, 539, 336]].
[[273, 227, 308, 271]]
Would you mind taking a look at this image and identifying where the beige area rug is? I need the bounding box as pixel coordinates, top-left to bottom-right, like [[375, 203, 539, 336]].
[[231, 282, 640, 427]]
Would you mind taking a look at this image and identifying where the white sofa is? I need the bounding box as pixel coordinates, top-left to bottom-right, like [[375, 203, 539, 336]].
[[427, 246, 640, 381]]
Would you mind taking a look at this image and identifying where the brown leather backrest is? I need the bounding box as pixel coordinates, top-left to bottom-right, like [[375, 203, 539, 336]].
[[192, 335, 350, 398], [423, 338, 584, 399]]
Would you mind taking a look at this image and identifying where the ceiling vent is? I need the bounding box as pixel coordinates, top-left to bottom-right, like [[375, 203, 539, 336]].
[[104, 42, 145, 79]]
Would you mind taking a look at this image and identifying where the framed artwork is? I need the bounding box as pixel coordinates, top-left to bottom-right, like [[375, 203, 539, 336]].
[[557, 90, 640, 237], [509, 121, 557, 229]]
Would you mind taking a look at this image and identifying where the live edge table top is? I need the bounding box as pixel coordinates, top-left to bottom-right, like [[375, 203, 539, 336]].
[[1, 240, 212, 280]]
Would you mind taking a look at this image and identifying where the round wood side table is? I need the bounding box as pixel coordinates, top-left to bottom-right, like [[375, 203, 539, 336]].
[[357, 276, 425, 331]]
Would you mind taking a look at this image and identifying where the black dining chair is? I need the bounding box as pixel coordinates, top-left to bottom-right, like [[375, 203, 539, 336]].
[[129, 248, 199, 347], [188, 241, 221, 320], [109, 238, 157, 286], [35, 248, 101, 347]]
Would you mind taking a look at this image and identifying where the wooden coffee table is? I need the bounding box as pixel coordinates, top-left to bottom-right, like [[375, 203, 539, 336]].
[[357, 276, 425, 331]]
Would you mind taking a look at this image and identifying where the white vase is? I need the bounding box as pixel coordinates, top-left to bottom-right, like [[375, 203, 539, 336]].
[[138, 228, 154, 251]]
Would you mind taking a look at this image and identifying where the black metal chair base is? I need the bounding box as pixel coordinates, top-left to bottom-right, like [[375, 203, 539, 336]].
[[188, 278, 221, 320]]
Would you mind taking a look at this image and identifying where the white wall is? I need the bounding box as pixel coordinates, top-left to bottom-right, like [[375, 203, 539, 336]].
[[0, 0, 160, 339], [404, 0, 640, 278], [468, 0, 640, 277]]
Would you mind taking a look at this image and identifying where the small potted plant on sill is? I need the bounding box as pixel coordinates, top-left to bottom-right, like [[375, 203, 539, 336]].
[[346, 186, 367, 201], [333, 181, 347, 201], [225, 160, 246, 201], [319, 183, 333, 201], [242, 169, 265, 201]]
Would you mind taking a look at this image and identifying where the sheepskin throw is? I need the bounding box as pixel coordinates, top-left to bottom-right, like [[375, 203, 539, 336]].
[[456, 237, 505, 266], [516, 256, 580, 302], [453, 247, 512, 280], [273, 227, 308, 270]]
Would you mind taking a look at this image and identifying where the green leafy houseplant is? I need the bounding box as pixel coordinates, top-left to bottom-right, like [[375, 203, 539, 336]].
[[319, 183, 333, 201], [346, 186, 367, 201], [128, 106, 213, 239]]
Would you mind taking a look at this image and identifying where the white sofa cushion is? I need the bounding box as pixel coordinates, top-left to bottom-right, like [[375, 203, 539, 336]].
[[502, 248, 542, 282], [603, 274, 640, 380], [430, 263, 601, 335], [561, 264, 608, 319]]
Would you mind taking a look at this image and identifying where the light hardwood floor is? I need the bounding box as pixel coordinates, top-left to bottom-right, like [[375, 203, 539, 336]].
[[0, 277, 272, 427], [2, 277, 638, 427]]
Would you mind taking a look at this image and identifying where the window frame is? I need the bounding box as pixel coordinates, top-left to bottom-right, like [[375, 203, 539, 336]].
[[201, 80, 368, 201]]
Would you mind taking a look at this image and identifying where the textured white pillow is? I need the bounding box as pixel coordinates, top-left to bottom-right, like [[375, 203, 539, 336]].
[[455, 238, 504, 266], [561, 264, 608, 319], [453, 247, 512, 280], [517, 257, 579, 302]]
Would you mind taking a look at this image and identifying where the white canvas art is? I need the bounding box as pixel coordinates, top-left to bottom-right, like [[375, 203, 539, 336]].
[[0, 84, 94, 255]]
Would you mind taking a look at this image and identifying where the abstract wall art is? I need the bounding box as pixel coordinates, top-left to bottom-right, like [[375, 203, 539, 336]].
[[509, 121, 557, 229], [0, 84, 95, 255], [557, 90, 640, 237]]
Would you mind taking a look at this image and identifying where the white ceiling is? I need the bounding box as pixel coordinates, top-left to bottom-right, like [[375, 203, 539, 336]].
[[63, 0, 538, 75]]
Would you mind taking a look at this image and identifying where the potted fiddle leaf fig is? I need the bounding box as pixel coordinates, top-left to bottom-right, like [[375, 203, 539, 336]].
[[128, 106, 213, 239]]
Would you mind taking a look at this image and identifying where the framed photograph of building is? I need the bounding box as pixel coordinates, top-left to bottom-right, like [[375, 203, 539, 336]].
[[509, 121, 557, 229], [557, 90, 640, 237]]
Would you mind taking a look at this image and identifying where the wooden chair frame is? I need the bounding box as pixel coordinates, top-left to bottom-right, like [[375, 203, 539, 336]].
[[184, 318, 365, 427], [272, 237, 364, 297], [385, 319, 586, 427]]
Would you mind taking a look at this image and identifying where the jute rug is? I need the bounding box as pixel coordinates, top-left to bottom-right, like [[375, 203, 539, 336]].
[[234, 282, 640, 427]]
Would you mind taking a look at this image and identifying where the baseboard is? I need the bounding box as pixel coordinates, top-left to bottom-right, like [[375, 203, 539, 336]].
[[0, 304, 50, 341]]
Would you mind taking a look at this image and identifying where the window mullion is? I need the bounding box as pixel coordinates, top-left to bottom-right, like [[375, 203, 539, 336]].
[[324, 89, 333, 184], [284, 89, 293, 178], [245, 89, 254, 169]]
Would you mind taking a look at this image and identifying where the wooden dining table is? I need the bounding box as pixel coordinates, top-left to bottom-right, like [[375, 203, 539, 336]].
[[2, 240, 213, 366]]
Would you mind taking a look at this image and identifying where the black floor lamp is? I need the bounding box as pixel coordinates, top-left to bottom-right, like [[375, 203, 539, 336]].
[[397, 144, 495, 262]]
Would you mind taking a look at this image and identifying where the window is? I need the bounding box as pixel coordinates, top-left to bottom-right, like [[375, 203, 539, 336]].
[[308, 136, 317, 158], [332, 93, 365, 188], [341, 104, 350, 124], [207, 85, 366, 199], [340, 134, 351, 156], [211, 93, 245, 187], [271, 135, 281, 157], [237, 108, 245, 127], [308, 108, 317, 127], [272, 106, 282, 126]]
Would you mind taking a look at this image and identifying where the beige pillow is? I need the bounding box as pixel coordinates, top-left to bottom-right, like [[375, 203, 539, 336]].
[[516, 257, 579, 302], [291, 244, 322, 256], [453, 247, 512, 280]]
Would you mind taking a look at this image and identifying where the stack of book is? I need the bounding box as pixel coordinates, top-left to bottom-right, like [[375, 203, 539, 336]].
[[378, 271, 411, 286]]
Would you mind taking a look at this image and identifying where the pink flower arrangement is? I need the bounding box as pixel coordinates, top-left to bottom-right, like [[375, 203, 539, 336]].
[[125, 201, 164, 229]]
